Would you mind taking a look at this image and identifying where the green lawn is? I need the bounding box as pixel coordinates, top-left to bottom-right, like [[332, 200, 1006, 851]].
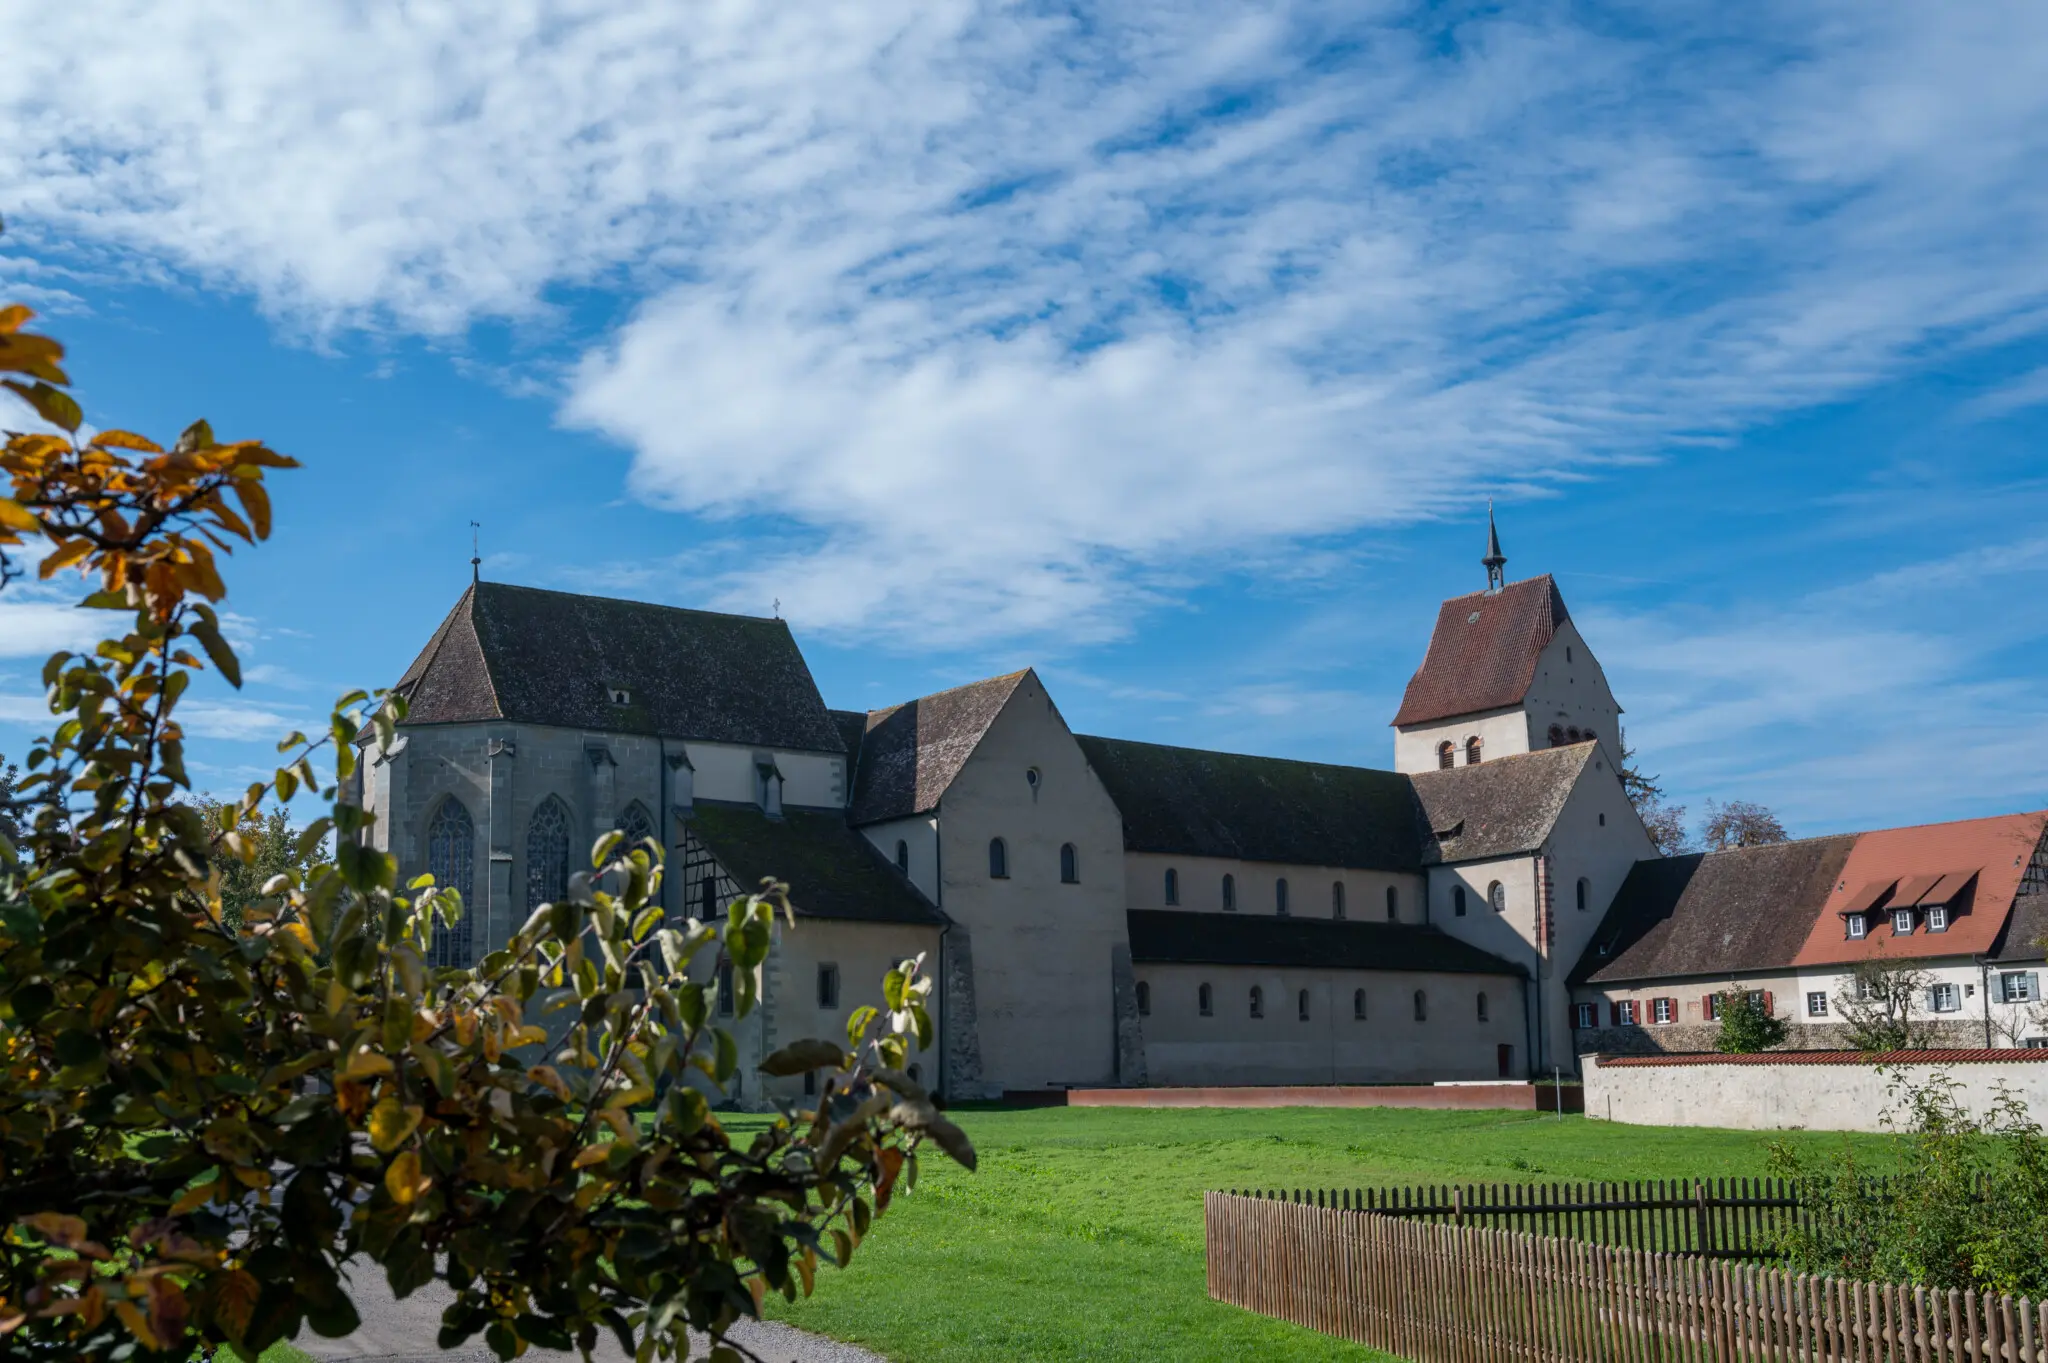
[[739, 1106, 1887, 1363]]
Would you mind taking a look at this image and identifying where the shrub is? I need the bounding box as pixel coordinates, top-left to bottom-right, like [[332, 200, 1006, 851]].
[[1714, 990, 1786, 1053]]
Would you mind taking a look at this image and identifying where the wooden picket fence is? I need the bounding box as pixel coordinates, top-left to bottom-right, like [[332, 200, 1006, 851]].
[[1264, 1178, 1803, 1259], [1207, 1192, 2048, 1362]]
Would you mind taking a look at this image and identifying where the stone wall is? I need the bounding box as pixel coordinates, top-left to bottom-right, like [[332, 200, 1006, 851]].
[[1571, 1018, 1991, 1057], [1583, 1050, 2048, 1131]]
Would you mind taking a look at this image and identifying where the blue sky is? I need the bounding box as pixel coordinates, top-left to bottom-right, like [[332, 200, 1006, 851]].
[[3, 1, 2047, 838]]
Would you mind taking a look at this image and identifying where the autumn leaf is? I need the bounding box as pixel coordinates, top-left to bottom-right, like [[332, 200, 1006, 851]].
[[384, 1150, 423, 1206], [367, 1096, 423, 1153], [212, 1269, 260, 1341]]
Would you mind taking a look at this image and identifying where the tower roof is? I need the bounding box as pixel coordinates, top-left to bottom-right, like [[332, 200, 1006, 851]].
[[1482, 502, 1507, 590], [1391, 574, 1570, 728]]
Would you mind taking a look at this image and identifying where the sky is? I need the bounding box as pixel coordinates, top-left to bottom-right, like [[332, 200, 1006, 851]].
[[3, 1, 2047, 839]]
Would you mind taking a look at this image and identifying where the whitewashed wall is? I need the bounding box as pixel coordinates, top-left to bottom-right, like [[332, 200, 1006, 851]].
[[1582, 1052, 2048, 1132]]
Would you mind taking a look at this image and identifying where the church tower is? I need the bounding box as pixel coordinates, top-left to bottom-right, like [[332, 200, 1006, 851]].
[[1390, 511, 1623, 774]]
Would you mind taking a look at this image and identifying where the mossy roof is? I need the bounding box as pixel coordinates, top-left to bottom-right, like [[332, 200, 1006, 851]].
[[1127, 910, 1523, 975], [1409, 743, 1593, 864], [846, 672, 1030, 825], [685, 803, 945, 926]]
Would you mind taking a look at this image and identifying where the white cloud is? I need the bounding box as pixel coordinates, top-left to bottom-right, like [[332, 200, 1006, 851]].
[[7, 3, 2048, 639], [0, 692, 302, 743]]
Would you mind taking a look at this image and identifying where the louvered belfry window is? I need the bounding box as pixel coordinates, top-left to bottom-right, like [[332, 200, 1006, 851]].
[[426, 797, 475, 969], [526, 797, 571, 910]]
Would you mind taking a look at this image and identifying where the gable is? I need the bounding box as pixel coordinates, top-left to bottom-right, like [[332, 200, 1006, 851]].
[[1393, 575, 1569, 728], [845, 671, 1031, 825], [1410, 742, 1593, 864]]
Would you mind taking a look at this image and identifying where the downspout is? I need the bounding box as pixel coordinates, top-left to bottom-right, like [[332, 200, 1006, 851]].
[[934, 810, 947, 1103], [1980, 955, 1993, 1048], [1533, 851, 1551, 1073]]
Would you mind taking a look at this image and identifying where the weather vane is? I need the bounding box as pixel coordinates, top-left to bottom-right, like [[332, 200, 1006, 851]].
[[470, 520, 481, 584]]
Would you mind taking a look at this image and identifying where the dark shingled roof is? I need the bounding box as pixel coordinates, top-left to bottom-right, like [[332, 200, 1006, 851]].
[[1393, 575, 1569, 728], [1992, 894, 2048, 963], [1127, 909, 1524, 975], [395, 583, 844, 752], [1075, 736, 1424, 871], [846, 672, 1030, 825], [829, 709, 870, 767], [685, 804, 945, 926], [1410, 743, 1593, 864], [1573, 835, 1857, 986]]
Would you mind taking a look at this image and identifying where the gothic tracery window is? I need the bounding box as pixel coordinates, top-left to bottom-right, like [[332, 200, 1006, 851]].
[[426, 797, 474, 969], [526, 796, 570, 911], [618, 800, 655, 850]]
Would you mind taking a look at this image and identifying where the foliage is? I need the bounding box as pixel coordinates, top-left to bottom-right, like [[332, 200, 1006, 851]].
[[1713, 990, 1787, 1053], [181, 799, 324, 932], [0, 752, 20, 845], [1770, 1069, 2048, 1295], [1699, 799, 1788, 852], [0, 299, 971, 1362], [1618, 733, 1690, 856], [1834, 958, 1933, 1052]]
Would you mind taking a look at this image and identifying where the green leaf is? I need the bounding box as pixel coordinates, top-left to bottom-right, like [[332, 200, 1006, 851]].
[[3, 378, 82, 432], [758, 1039, 847, 1077], [882, 968, 907, 1011], [845, 1006, 878, 1049], [712, 1028, 737, 1083], [189, 609, 242, 688], [8, 981, 52, 1024], [923, 1113, 978, 1172]]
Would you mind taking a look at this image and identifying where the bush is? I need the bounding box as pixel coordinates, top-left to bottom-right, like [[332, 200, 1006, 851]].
[[1769, 1069, 2048, 1295], [1714, 991, 1786, 1053], [0, 298, 972, 1361]]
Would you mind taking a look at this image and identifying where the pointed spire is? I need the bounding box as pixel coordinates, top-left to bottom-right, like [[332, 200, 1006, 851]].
[[1482, 501, 1507, 592], [469, 520, 482, 585]]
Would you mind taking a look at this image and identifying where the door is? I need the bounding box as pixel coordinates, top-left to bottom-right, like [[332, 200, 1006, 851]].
[[1497, 1044, 1513, 1078]]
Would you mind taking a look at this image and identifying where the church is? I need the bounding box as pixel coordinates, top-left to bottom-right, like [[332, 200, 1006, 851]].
[[356, 517, 2048, 1104]]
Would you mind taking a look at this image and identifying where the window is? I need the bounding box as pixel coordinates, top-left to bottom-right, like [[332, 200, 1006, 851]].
[[1249, 986, 1264, 1020], [803, 1070, 817, 1097], [1574, 1002, 1596, 1029], [1060, 843, 1079, 883], [1567, 727, 1582, 742], [1478, 992, 1490, 1023], [1598, 813, 1606, 826], [1610, 1000, 1639, 1026], [1385, 886, 1398, 921], [1549, 724, 1565, 746], [1746, 990, 1767, 1012], [1332, 881, 1345, 920], [1488, 881, 1506, 914], [1198, 982, 1214, 1017], [1275, 877, 1290, 916], [895, 839, 909, 874], [1354, 989, 1368, 1020], [2001, 972, 2040, 1004], [757, 762, 784, 817], [1704, 994, 1722, 1021], [1893, 908, 1916, 936], [1136, 981, 1151, 1017], [1929, 982, 1961, 1013], [1164, 867, 1179, 905], [1927, 905, 1949, 932], [607, 685, 631, 706], [1222, 873, 1236, 911], [1576, 878, 1589, 913], [1298, 989, 1311, 1022], [2028, 1038, 2048, 1050], [817, 964, 840, 1010], [425, 798, 475, 969], [1846, 914, 1867, 940], [1437, 741, 1455, 770], [1653, 997, 1673, 1024], [1025, 767, 1041, 793], [1413, 990, 1428, 1022], [989, 837, 1008, 879], [1465, 736, 1483, 766], [717, 957, 735, 1017], [525, 796, 570, 911], [1807, 991, 1829, 1017], [618, 800, 655, 850], [1453, 886, 1467, 917]]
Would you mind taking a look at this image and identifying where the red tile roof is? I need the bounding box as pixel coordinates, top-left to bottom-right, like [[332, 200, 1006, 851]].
[[1599, 1049, 2048, 1067], [1392, 575, 1569, 728], [1790, 810, 2048, 968]]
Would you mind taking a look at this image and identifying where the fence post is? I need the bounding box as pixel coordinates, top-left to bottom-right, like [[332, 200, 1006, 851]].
[[1694, 1178, 1711, 1259]]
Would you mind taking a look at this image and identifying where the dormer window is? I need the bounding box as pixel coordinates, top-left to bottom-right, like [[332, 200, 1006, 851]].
[[756, 761, 784, 817], [1846, 914, 1867, 940], [1892, 908, 1915, 936], [1927, 904, 1949, 932], [607, 685, 631, 705]]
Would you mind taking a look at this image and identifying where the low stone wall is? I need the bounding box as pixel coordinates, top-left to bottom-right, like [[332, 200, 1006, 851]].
[[1582, 1049, 2048, 1132], [1571, 1018, 1989, 1059], [1068, 1083, 1583, 1112]]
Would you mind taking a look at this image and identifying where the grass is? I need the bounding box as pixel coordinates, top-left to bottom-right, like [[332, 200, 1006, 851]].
[[732, 1106, 1890, 1362]]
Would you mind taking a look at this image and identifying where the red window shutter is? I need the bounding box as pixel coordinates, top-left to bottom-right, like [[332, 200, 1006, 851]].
[[1609, 1002, 1620, 1027], [1762, 991, 1774, 1017], [1702, 993, 1715, 1020]]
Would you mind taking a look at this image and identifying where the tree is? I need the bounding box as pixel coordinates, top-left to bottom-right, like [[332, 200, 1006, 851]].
[[0, 751, 21, 845], [181, 798, 324, 932], [1699, 799, 1788, 852], [1714, 989, 1787, 1053], [1835, 958, 1934, 1052], [0, 295, 972, 1361], [1617, 732, 1690, 856]]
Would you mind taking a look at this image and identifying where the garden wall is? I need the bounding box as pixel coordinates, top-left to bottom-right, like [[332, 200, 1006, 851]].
[[1582, 1049, 2048, 1131], [1069, 1082, 1582, 1112]]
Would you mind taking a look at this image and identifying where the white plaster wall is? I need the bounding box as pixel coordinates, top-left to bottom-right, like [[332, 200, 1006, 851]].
[[761, 917, 946, 1103], [856, 815, 940, 903], [1540, 756, 1657, 1061], [1137, 963, 1527, 1084], [681, 741, 845, 810], [1394, 706, 1527, 775], [1121, 851, 1424, 923], [1577, 971, 1803, 1030], [1520, 622, 1622, 754], [1430, 856, 1540, 962], [1583, 1053, 2048, 1131], [1795, 959, 2043, 1043], [935, 672, 1129, 1092]]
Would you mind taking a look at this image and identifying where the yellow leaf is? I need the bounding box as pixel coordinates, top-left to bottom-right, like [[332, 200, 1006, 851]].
[[170, 1176, 218, 1215], [113, 1300, 161, 1352], [278, 920, 315, 955], [527, 1065, 573, 1102], [228, 1165, 271, 1190], [90, 429, 163, 453], [35, 538, 91, 578], [214, 1269, 259, 1341], [341, 1048, 393, 1081], [367, 1096, 423, 1153], [509, 1024, 548, 1047], [384, 1150, 422, 1206], [22, 1212, 88, 1248], [598, 1108, 637, 1145], [0, 499, 36, 532], [571, 1144, 612, 1170], [0, 304, 30, 334]]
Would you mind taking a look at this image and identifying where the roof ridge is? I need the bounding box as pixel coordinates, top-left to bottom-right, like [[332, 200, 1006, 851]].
[[477, 579, 785, 628], [1433, 572, 1557, 607], [1077, 732, 1405, 780], [870, 667, 1032, 717]]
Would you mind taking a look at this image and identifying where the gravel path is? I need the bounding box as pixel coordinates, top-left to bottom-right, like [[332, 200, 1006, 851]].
[[294, 1264, 885, 1363]]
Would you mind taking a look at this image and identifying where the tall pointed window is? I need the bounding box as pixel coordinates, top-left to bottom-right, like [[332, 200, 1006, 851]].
[[1164, 867, 1179, 905], [1249, 986, 1264, 1019], [525, 796, 570, 911], [1453, 885, 1467, 917], [1437, 741, 1455, 770], [1465, 736, 1483, 765], [1489, 880, 1507, 913], [1198, 982, 1213, 1016], [1413, 990, 1428, 1022], [895, 839, 910, 873], [1222, 873, 1236, 911], [1548, 724, 1565, 746], [1135, 980, 1150, 1016], [1275, 877, 1290, 916], [1576, 877, 1590, 912], [1331, 880, 1345, 920], [619, 800, 655, 850], [1297, 989, 1311, 1022], [1059, 843, 1079, 884], [426, 797, 474, 969], [988, 837, 1009, 879], [1386, 885, 1399, 921], [1353, 989, 1368, 1020]]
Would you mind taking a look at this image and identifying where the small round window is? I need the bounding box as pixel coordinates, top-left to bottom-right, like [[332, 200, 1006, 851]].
[[1025, 768, 1041, 791]]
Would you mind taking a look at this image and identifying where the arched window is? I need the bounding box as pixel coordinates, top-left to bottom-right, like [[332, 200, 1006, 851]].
[[817, 963, 840, 1009], [1489, 881, 1507, 914], [1548, 724, 1565, 746], [1136, 981, 1151, 1016], [1275, 877, 1290, 916], [1385, 885, 1398, 921], [1413, 990, 1428, 1022], [1164, 867, 1179, 905], [1437, 741, 1455, 770], [1576, 877, 1589, 912], [1297, 989, 1311, 1022], [1453, 885, 1468, 917], [1249, 986, 1264, 1019], [618, 800, 655, 850], [425, 797, 475, 969], [1353, 988, 1368, 1020], [1198, 982, 1213, 1017], [1465, 736, 1483, 765], [1332, 881, 1346, 920], [1477, 991, 1490, 1023], [1567, 726, 1582, 743], [895, 839, 909, 873], [989, 838, 1008, 879], [1222, 873, 1236, 911], [1059, 842, 1079, 884], [716, 955, 735, 1017], [525, 796, 570, 911]]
